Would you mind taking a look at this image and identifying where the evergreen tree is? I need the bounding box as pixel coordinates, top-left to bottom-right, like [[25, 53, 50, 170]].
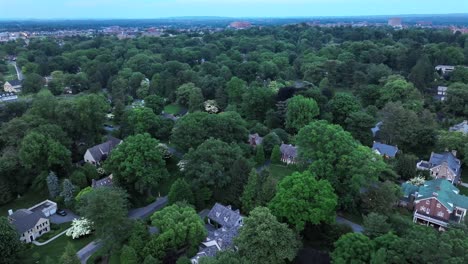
[[46, 171, 60, 199], [0, 217, 24, 264], [255, 145, 265, 166], [60, 179, 76, 208], [240, 170, 260, 213], [120, 245, 138, 264], [270, 145, 281, 164]]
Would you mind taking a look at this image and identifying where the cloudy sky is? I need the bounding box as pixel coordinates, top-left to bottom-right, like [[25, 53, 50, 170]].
[[0, 0, 466, 19]]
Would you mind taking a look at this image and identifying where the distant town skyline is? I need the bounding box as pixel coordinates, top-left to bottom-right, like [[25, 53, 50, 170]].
[[0, 0, 467, 20]]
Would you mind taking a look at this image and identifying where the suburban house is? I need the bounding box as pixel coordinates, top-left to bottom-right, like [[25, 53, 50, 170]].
[[435, 65, 455, 75], [84, 137, 122, 166], [248, 133, 263, 147], [434, 86, 448, 101], [7, 200, 56, 243], [372, 141, 398, 158], [191, 203, 243, 264], [3, 79, 22, 93], [416, 151, 462, 184], [449, 120, 468, 134], [402, 179, 468, 229], [92, 174, 113, 188], [280, 143, 298, 164]]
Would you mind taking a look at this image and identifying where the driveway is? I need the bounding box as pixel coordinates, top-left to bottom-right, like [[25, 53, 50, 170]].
[[336, 216, 364, 233], [77, 241, 102, 264], [50, 209, 79, 224]]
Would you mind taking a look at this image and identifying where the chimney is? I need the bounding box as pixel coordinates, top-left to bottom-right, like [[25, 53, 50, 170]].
[[452, 150, 457, 157], [8, 209, 13, 216]]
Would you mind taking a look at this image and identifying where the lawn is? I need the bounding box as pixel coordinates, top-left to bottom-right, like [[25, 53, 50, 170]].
[[268, 164, 300, 181], [4, 64, 17, 81], [164, 104, 183, 115], [0, 191, 48, 217], [36, 222, 71, 243], [22, 233, 95, 264]]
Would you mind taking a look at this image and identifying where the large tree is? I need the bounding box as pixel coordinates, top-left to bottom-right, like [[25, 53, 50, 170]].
[[235, 207, 300, 264], [285, 95, 319, 132], [105, 133, 168, 196], [331, 233, 374, 264], [269, 171, 337, 231], [0, 217, 23, 264], [328, 93, 361, 126], [77, 187, 130, 250], [168, 178, 194, 205]]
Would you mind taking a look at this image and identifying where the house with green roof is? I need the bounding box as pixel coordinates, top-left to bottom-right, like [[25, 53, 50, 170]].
[[402, 179, 468, 229]]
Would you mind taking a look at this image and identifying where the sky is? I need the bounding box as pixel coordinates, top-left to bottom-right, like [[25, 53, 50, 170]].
[[0, 0, 467, 19]]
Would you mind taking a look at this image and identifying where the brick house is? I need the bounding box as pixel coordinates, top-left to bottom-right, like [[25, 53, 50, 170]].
[[402, 179, 468, 229], [416, 151, 462, 184]]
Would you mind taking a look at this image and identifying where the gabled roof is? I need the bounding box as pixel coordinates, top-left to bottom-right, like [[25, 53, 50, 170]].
[[6, 79, 22, 86], [9, 209, 46, 233], [371, 121, 382, 137], [449, 121, 468, 134], [207, 203, 242, 229], [429, 152, 461, 176], [280, 143, 297, 158], [86, 137, 122, 163], [402, 182, 420, 198], [415, 179, 468, 211], [92, 174, 113, 188], [372, 142, 398, 157], [248, 133, 263, 145]]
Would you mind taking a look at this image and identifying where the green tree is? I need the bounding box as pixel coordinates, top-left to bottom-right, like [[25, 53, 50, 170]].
[[408, 55, 433, 91], [77, 187, 130, 250], [105, 133, 168, 196], [120, 245, 138, 264], [128, 220, 151, 261], [262, 132, 281, 156], [395, 154, 419, 180], [60, 179, 76, 208], [235, 207, 300, 264], [0, 217, 23, 264], [168, 178, 194, 205], [123, 107, 159, 136], [255, 145, 266, 166], [70, 170, 88, 189], [286, 95, 319, 132], [269, 171, 337, 231], [270, 145, 281, 164], [360, 181, 401, 215], [145, 94, 165, 114], [331, 233, 374, 264], [241, 87, 275, 121], [226, 77, 247, 105], [240, 170, 261, 213], [363, 213, 392, 238], [176, 83, 199, 107], [22, 73, 44, 93], [46, 171, 60, 199], [345, 110, 375, 145], [59, 242, 80, 264], [188, 87, 204, 112], [445, 83, 468, 116]]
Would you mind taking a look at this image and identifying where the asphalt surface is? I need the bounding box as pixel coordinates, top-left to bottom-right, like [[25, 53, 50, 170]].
[[49, 209, 79, 224]]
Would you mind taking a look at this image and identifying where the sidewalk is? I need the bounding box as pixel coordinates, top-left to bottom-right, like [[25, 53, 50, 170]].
[[32, 227, 71, 246]]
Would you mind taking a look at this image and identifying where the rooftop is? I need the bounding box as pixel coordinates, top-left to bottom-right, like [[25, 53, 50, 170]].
[[86, 137, 122, 163], [405, 179, 468, 211], [372, 142, 398, 157], [207, 203, 242, 229], [9, 209, 46, 233], [429, 152, 461, 177], [280, 143, 298, 158]]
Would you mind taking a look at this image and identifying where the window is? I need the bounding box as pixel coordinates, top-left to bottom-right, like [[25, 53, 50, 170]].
[[426, 200, 430, 205], [420, 206, 426, 212], [437, 211, 444, 218], [437, 203, 441, 208]]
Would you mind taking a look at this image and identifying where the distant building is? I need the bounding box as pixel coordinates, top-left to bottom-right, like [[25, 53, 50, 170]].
[[435, 65, 455, 75], [402, 179, 468, 229], [7, 200, 57, 243], [4, 79, 22, 93], [449, 120, 468, 134], [417, 151, 462, 185], [92, 174, 113, 188], [388, 17, 402, 28], [229, 21, 252, 30], [84, 137, 122, 166], [372, 141, 399, 158], [191, 203, 243, 264], [280, 143, 298, 164], [434, 86, 448, 101]]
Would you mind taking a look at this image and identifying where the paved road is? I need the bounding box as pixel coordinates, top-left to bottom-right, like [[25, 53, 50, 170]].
[[336, 216, 364, 233], [9, 61, 24, 80], [77, 196, 168, 264], [32, 227, 71, 246]]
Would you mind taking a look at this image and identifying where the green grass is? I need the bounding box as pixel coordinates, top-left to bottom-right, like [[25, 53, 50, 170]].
[[4, 64, 17, 81], [164, 104, 183, 115], [268, 164, 299, 181], [0, 191, 48, 217], [22, 233, 96, 264], [36, 222, 71, 243]]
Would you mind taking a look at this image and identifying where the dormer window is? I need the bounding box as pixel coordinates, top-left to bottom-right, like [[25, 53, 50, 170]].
[[224, 217, 229, 222], [216, 212, 220, 218]]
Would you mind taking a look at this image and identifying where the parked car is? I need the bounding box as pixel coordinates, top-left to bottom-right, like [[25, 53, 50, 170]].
[[56, 209, 67, 216]]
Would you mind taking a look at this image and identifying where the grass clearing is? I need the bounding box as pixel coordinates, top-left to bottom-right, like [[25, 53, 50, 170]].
[[268, 164, 300, 181], [164, 104, 183, 115], [0, 191, 48, 217], [22, 233, 95, 264], [36, 222, 71, 243], [4, 64, 17, 81]]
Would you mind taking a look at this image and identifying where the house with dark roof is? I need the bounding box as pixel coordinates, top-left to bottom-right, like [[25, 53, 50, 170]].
[[449, 120, 468, 134], [84, 137, 122, 166], [280, 143, 298, 164], [191, 203, 243, 264], [402, 179, 468, 229], [372, 141, 398, 158], [8, 209, 51, 243], [416, 151, 462, 184], [3, 79, 22, 93], [92, 174, 113, 188], [248, 133, 263, 147]]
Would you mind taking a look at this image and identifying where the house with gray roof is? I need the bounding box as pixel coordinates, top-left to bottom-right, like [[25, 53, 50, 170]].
[[191, 203, 243, 264], [84, 137, 122, 166], [372, 141, 398, 158], [92, 174, 113, 188], [416, 151, 462, 185], [402, 179, 468, 229], [449, 120, 468, 134], [248, 133, 263, 147], [8, 209, 51, 243], [280, 143, 298, 164]]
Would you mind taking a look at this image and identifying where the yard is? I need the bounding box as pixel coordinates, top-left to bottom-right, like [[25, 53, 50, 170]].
[[0, 191, 48, 217], [4, 64, 17, 81], [268, 164, 300, 181], [163, 104, 183, 115], [22, 233, 96, 264]]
